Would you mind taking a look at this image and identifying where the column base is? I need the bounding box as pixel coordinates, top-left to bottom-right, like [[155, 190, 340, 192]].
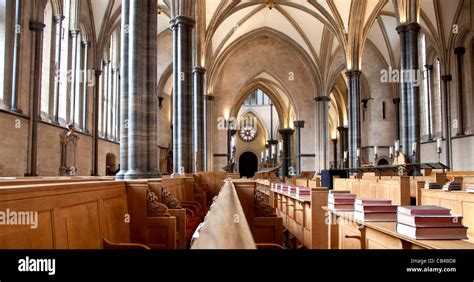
[[123, 169, 147, 180]]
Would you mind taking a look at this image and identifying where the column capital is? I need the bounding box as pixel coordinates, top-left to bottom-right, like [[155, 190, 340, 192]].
[[424, 64, 433, 71], [396, 22, 421, 34], [94, 69, 103, 77], [267, 139, 279, 145], [454, 47, 466, 55], [345, 69, 362, 78], [82, 40, 91, 47], [337, 126, 346, 132], [313, 96, 331, 102], [29, 21, 45, 32], [393, 97, 401, 104], [441, 74, 452, 82], [53, 14, 65, 23], [279, 128, 295, 136], [294, 120, 305, 128], [170, 16, 196, 29], [69, 29, 80, 37], [192, 66, 206, 74]]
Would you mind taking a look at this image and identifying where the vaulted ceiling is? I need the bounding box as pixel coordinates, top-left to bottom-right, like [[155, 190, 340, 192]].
[[88, 0, 467, 73]]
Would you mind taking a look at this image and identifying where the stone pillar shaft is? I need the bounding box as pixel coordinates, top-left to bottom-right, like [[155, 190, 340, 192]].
[[332, 138, 338, 169], [69, 30, 80, 124], [193, 67, 206, 172], [337, 126, 345, 169], [346, 70, 362, 169], [294, 120, 305, 175], [441, 75, 453, 169], [81, 40, 90, 132], [315, 96, 330, 171], [27, 21, 45, 176], [171, 15, 195, 174], [92, 70, 102, 176], [454, 47, 465, 136], [279, 128, 294, 180], [10, 0, 22, 113], [52, 15, 64, 124]]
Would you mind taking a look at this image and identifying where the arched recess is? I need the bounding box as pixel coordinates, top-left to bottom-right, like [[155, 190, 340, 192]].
[[229, 79, 295, 129], [208, 27, 321, 99]]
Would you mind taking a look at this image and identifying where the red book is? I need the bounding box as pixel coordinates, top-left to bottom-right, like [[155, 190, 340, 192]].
[[328, 198, 356, 205], [354, 211, 397, 222], [355, 204, 397, 213], [328, 203, 354, 211], [398, 206, 451, 216], [397, 213, 464, 228], [355, 198, 392, 206], [328, 194, 356, 199]]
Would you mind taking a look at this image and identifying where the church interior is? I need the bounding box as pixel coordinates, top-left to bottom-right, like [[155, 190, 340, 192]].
[[1, 0, 474, 253]]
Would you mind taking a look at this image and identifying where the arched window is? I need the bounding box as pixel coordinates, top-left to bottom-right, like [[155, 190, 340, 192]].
[[40, 0, 54, 121]]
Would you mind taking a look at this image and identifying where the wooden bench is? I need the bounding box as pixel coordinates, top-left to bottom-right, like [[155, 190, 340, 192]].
[[0, 180, 186, 249]]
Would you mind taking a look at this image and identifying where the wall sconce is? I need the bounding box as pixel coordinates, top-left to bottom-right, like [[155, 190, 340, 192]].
[[266, 1, 275, 11], [157, 6, 164, 15], [158, 96, 164, 109]]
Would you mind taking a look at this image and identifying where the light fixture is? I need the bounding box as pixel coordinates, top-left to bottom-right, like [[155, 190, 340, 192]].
[[266, 1, 275, 11]]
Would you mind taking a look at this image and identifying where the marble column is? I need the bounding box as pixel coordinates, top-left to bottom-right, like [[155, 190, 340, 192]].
[[26, 21, 45, 176], [10, 0, 22, 113], [52, 14, 64, 124], [111, 67, 119, 141], [337, 126, 345, 169], [441, 74, 453, 169], [81, 40, 90, 132], [69, 29, 80, 125], [193, 67, 206, 172], [204, 94, 214, 171], [397, 22, 421, 163], [171, 15, 195, 174], [123, 0, 160, 179], [116, 0, 129, 180], [293, 120, 305, 175], [102, 60, 109, 138], [393, 98, 401, 141], [332, 138, 338, 169], [425, 64, 433, 140], [314, 96, 330, 172], [345, 70, 362, 169], [279, 128, 294, 180], [454, 47, 465, 136], [92, 69, 102, 176]]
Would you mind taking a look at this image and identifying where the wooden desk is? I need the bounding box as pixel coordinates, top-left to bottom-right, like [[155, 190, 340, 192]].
[[271, 188, 328, 249], [323, 207, 474, 250]]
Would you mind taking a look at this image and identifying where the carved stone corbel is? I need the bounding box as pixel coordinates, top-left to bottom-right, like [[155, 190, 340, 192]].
[[254, 192, 276, 217], [147, 189, 170, 217]]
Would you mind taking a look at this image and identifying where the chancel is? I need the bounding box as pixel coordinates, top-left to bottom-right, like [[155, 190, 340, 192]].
[[0, 0, 473, 252]]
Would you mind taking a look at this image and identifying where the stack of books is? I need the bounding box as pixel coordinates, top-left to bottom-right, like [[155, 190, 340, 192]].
[[424, 182, 442, 190], [396, 206, 467, 240], [295, 186, 311, 196], [353, 199, 398, 222], [328, 191, 356, 211], [442, 180, 462, 191], [467, 184, 474, 193]]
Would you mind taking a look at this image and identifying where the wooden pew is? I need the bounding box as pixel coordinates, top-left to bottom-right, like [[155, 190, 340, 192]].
[[0, 180, 181, 249], [334, 177, 410, 205], [268, 181, 329, 249]]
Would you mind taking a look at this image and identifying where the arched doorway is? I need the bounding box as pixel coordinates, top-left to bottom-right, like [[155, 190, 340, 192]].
[[239, 152, 258, 178]]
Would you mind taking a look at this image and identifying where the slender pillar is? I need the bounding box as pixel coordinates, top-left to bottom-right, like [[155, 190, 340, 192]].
[[314, 96, 330, 171], [393, 98, 401, 141], [92, 70, 102, 176], [454, 47, 465, 136], [293, 120, 305, 175], [193, 67, 206, 172], [441, 75, 453, 169], [203, 95, 214, 171], [26, 21, 45, 176], [10, 0, 22, 113], [332, 138, 338, 169], [69, 29, 80, 124], [52, 14, 64, 124], [337, 126, 345, 169], [116, 0, 129, 179], [102, 60, 109, 138], [111, 67, 119, 140], [425, 64, 433, 140], [279, 128, 294, 180], [345, 70, 362, 168], [171, 15, 196, 174], [81, 40, 90, 132]]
